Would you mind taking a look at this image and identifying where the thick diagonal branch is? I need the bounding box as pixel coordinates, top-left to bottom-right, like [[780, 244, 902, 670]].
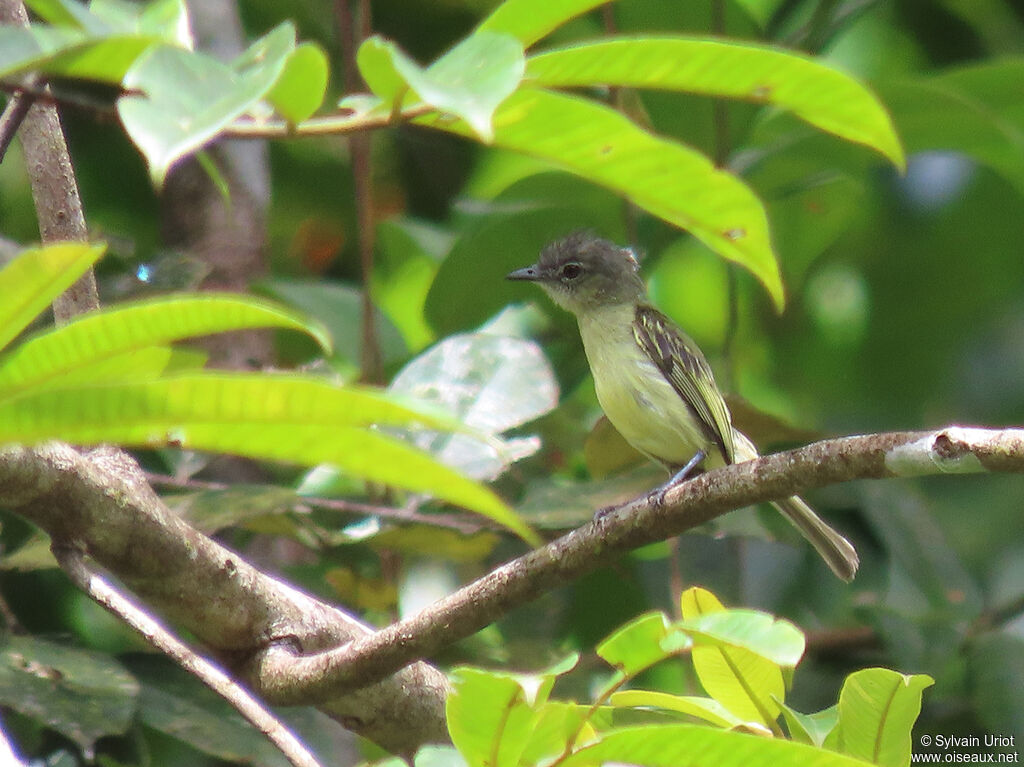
[[249, 426, 1024, 701]]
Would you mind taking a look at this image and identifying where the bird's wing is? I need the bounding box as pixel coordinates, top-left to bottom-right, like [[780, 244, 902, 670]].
[[632, 304, 735, 464]]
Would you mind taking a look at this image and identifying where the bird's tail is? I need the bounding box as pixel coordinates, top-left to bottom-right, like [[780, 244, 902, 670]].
[[731, 429, 858, 581], [771, 495, 859, 582]]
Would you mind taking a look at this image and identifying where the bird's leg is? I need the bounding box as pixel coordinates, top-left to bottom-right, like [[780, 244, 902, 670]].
[[593, 449, 707, 520], [656, 449, 706, 507]]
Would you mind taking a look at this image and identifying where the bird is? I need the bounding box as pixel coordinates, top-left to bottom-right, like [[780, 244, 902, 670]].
[[507, 232, 858, 581]]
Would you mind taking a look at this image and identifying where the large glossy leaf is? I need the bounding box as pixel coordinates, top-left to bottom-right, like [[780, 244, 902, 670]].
[[0, 635, 138, 752], [833, 668, 934, 767], [677, 609, 806, 668], [0, 374, 533, 540], [118, 24, 295, 185], [447, 667, 543, 767], [559, 724, 875, 767], [526, 39, 905, 169], [416, 88, 783, 307], [0, 243, 106, 352], [388, 332, 559, 480], [678, 587, 786, 727], [0, 294, 331, 397], [476, 0, 610, 47]]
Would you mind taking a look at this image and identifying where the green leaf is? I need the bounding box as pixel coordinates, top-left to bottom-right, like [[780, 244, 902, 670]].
[[258, 278, 407, 368], [833, 668, 934, 767], [0, 242, 106, 352], [559, 724, 876, 767], [526, 38, 905, 169], [596, 611, 673, 676], [417, 88, 783, 307], [0, 26, 156, 83], [126, 654, 313, 767], [0, 294, 331, 397], [357, 36, 408, 106], [778, 702, 838, 747], [118, 23, 295, 185], [477, 0, 610, 47], [0, 635, 138, 752], [268, 42, 329, 123], [678, 610, 806, 668], [388, 332, 559, 480], [0, 373, 533, 541], [518, 701, 590, 766], [447, 667, 543, 767], [610, 690, 747, 729], [394, 31, 525, 142], [678, 587, 786, 728], [23, 0, 108, 32]]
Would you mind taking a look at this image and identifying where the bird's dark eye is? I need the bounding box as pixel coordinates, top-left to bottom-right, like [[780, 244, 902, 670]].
[[560, 262, 583, 280]]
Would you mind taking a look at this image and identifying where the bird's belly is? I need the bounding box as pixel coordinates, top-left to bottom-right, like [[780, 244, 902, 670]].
[[587, 341, 708, 467]]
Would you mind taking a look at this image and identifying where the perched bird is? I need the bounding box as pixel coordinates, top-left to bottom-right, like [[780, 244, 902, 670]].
[[508, 232, 858, 581]]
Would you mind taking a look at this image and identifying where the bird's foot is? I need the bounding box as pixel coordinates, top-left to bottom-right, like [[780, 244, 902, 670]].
[[655, 449, 706, 507]]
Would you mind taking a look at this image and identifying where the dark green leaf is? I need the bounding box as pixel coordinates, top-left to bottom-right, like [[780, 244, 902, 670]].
[[0, 636, 138, 751]]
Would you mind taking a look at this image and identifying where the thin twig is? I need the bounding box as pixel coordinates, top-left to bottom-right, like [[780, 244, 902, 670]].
[[52, 546, 323, 767], [335, 0, 381, 383], [0, 76, 38, 164], [145, 472, 493, 535]]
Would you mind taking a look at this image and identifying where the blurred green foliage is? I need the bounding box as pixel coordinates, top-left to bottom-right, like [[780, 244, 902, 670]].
[[2, 0, 1024, 765]]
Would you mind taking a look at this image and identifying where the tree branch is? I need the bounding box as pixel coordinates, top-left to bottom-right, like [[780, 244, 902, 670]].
[[0, 443, 449, 756], [4, 427, 1023, 750], [247, 426, 1024, 700], [52, 546, 323, 767]]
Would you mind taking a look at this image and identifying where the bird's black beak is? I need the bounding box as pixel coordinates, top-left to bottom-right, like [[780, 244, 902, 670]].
[[506, 265, 541, 281]]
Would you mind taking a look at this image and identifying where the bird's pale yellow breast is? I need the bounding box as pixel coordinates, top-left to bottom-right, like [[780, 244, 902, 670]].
[[576, 304, 713, 467]]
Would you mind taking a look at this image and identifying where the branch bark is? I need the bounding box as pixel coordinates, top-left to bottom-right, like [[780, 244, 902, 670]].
[[4, 425, 1024, 751]]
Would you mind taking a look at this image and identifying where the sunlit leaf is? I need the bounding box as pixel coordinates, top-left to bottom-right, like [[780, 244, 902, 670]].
[[417, 89, 783, 307], [778, 701, 838, 747], [269, 42, 329, 123], [611, 690, 747, 729], [118, 23, 295, 185], [596, 611, 673, 676], [0, 373, 533, 540], [833, 668, 934, 767], [393, 32, 525, 142], [559, 724, 874, 767], [678, 587, 786, 728], [23, 0, 107, 32], [357, 36, 408, 106], [447, 667, 543, 767], [0, 294, 331, 397], [677, 610, 806, 668], [477, 0, 610, 47], [527, 38, 905, 169], [0, 242, 106, 352]]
